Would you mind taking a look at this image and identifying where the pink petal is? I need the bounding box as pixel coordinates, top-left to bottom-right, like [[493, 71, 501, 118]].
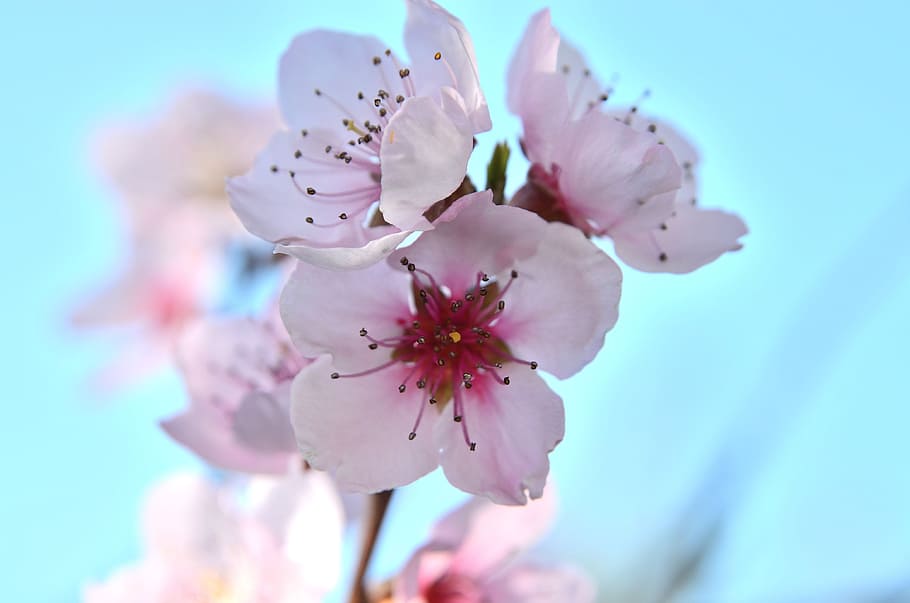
[[139, 472, 231, 559], [429, 489, 557, 577], [404, 0, 491, 132], [231, 384, 298, 454], [555, 38, 605, 121], [227, 130, 379, 247], [387, 191, 538, 293], [613, 202, 748, 273], [278, 30, 392, 130], [275, 229, 411, 271], [554, 112, 681, 232], [246, 471, 344, 594], [495, 221, 622, 379], [506, 9, 560, 115], [435, 366, 564, 505], [161, 406, 291, 475], [515, 72, 570, 164], [280, 259, 411, 373], [484, 564, 596, 603], [379, 94, 474, 231], [290, 356, 441, 492]]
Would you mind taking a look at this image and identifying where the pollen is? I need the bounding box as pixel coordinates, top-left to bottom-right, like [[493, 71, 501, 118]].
[[388, 129, 396, 144], [448, 331, 462, 343]]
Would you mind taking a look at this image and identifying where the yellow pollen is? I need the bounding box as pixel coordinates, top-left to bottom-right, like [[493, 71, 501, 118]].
[[346, 120, 367, 137], [388, 129, 395, 143], [448, 331, 462, 343]]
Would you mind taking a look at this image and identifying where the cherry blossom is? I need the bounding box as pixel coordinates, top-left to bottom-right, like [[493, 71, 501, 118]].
[[507, 9, 746, 273], [229, 0, 491, 270], [281, 191, 621, 504], [83, 470, 343, 603], [72, 89, 277, 388], [161, 312, 307, 475], [392, 486, 594, 603], [606, 114, 748, 273], [70, 206, 227, 389]]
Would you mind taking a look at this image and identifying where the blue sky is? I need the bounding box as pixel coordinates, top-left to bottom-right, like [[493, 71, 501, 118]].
[[1, 1, 908, 601]]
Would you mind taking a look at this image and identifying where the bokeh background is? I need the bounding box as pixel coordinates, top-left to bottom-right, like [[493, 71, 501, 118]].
[[2, 1, 908, 601]]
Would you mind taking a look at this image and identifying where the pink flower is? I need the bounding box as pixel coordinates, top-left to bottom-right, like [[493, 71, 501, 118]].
[[94, 88, 278, 244], [507, 9, 746, 273], [229, 0, 491, 270], [606, 115, 748, 273], [72, 89, 278, 388], [393, 487, 594, 603], [161, 311, 308, 475], [83, 470, 344, 603], [70, 207, 228, 389], [281, 191, 621, 504]]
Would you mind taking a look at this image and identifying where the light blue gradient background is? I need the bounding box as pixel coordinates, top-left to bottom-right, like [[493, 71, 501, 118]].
[[2, 1, 908, 601]]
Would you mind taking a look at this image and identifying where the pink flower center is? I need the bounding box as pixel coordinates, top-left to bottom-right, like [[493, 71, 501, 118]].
[[424, 573, 484, 603], [331, 257, 538, 452]]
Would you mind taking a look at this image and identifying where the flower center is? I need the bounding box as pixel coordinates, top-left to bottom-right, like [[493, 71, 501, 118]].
[[424, 573, 484, 603], [331, 257, 538, 451], [265, 49, 458, 231]]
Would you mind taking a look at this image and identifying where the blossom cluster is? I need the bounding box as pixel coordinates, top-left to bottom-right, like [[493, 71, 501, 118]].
[[78, 1, 746, 601]]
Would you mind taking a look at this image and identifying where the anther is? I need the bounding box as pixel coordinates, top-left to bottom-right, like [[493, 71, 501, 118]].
[[660, 223, 668, 230], [648, 123, 657, 133], [434, 51, 442, 60], [342, 118, 350, 126], [659, 252, 668, 262], [270, 165, 278, 173], [465, 293, 475, 301], [416, 379, 426, 389], [481, 274, 489, 282], [469, 442, 476, 451], [463, 372, 472, 381], [305, 216, 314, 224], [464, 381, 473, 389], [301, 129, 308, 137], [408, 432, 416, 441], [429, 397, 438, 405], [330, 372, 340, 379], [503, 376, 511, 385], [396, 94, 405, 103], [454, 415, 462, 422], [399, 68, 410, 78], [530, 361, 538, 370], [408, 263, 416, 272], [511, 269, 519, 278], [497, 300, 505, 311], [374, 98, 381, 107], [360, 328, 368, 337], [384, 49, 391, 56], [324, 145, 332, 153], [416, 336, 426, 344], [400, 256, 409, 266], [479, 288, 488, 296], [372, 56, 381, 65], [294, 149, 302, 159], [436, 359, 445, 366], [357, 91, 364, 100], [306, 187, 316, 195], [339, 212, 348, 220], [379, 108, 387, 117], [368, 343, 378, 350], [314, 88, 322, 96], [288, 170, 296, 178], [398, 384, 406, 393]]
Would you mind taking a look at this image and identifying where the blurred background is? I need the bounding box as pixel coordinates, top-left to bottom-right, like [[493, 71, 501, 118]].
[[2, 0, 908, 601]]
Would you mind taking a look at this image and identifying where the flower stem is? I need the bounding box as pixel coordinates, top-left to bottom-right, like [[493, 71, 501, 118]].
[[347, 489, 394, 603]]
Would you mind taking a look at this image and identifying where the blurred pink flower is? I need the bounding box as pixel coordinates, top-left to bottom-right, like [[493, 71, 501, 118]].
[[161, 311, 308, 475], [83, 470, 344, 603], [392, 487, 595, 603], [228, 0, 491, 270], [72, 89, 279, 388], [507, 9, 746, 273], [281, 191, 621, 504]]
